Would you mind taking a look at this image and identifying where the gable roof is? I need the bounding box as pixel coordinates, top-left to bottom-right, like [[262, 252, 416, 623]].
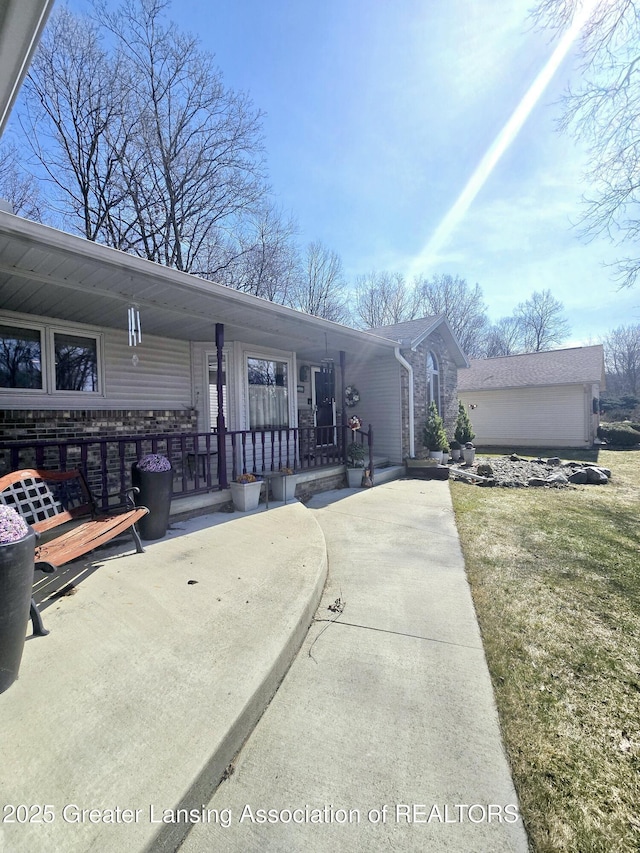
[[458, 345, 606, 392], [369, 315, 469, 367]]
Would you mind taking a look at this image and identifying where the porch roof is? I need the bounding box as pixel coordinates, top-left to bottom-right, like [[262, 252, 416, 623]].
[[0, 211, 398, 363]]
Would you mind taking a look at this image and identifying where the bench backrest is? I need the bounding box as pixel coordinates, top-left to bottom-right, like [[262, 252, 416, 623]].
[[0, 469, 95, 533]]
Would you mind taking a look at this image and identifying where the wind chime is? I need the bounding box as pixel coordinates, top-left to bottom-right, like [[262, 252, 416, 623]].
[[128, 304, 142, 365]]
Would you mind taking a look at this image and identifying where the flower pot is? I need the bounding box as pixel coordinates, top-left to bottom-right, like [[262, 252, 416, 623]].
[[131, 464, 173, 540], [450, 448, 461, 461], [230, 480, 263, 512], [270, 474, 298, 502], [463, 447, 476, 465], [428, 450, 444, 463], [0, 528, 36, 694], [347, 467, 364, 488]]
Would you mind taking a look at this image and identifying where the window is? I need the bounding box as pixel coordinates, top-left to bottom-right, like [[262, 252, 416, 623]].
[[54, 332, 98, 392], [247, 357, 289, 429], [0, 324, 42, 389], [426, 351, 440, 412], [0, 319, 102, 395]]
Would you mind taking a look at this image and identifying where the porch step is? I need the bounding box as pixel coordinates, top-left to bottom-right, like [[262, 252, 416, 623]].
[[373, 464, 405, 485]]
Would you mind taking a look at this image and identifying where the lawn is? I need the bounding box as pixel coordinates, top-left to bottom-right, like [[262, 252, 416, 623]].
[[450, 449, 640, 853]]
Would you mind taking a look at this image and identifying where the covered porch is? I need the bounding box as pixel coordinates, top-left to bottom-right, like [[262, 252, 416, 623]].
[[0, 210, 403, 493]]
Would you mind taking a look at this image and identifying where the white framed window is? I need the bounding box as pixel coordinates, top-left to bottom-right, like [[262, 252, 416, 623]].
[[427, 351, 440, 412], [0, 318, 103, 395], [246, 354, 291, 430]]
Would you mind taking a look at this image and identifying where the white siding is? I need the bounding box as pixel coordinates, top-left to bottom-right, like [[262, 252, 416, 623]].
[[458, 384, 590, 447], [0, 309, 191, 410], [348, 354, 403, 463]]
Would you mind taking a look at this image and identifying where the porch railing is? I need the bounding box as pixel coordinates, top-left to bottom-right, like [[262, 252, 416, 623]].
[[0, 424, 373, 510]]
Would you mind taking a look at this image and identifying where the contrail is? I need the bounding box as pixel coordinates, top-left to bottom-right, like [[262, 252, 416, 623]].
[[407, 0, 599, 279]]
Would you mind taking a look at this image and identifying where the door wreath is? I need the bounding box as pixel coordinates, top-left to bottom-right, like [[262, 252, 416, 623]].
[[345, 385, 360, 407]]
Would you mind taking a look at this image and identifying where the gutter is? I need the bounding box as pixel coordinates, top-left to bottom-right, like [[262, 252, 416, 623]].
[[394, 347, 414, 457]]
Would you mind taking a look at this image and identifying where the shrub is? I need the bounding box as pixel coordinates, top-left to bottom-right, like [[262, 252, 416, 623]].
[[423, 401, 449, 452], [347, 442, 366, 467], [454, 400, 475, 445], [597, 423, 640, 447]]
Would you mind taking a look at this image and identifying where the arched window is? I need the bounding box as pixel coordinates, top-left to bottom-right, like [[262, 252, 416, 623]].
[[426, 351, 440, 412]]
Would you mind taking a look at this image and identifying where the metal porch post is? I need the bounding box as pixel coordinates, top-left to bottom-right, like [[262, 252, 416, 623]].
[[340, 350, 346, 461], [215, 323, 228, 488]]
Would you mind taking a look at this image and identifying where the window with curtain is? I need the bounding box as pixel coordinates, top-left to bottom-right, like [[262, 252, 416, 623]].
[[247, 358, 289, 429], [427, 351, 440, 412]]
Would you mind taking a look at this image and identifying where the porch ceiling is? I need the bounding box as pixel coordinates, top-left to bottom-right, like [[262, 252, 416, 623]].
[[0, 212, 396, 363]]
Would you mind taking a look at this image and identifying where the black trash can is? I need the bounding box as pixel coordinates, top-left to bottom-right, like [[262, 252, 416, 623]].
[[0, 527, 36, 694], [131, 464, 173, 540]]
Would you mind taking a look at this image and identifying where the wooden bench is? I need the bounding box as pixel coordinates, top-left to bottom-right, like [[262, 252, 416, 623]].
[[0, 468, 149, 637]]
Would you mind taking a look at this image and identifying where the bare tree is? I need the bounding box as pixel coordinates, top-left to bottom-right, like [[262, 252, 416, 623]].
[[353, 270, 420, 329], [21, 5, 129, 239], [602, 324, 640, 395], [514, 289, 571, 352], [533, 0, 640, 287], [484, 315, 524, 357], [228, 204, 300, 302], [414, 273, 489, 356], [0, 142, 43, 221], [287, 241, 348, 322], [18, 0, 267, 275]]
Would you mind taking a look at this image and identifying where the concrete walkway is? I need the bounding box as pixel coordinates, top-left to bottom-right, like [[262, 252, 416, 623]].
[[179, 481, 529, 852]]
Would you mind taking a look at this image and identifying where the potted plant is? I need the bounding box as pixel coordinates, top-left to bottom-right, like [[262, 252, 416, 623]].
[[449, 439, 462, 461], [230, 472, 263, 511], [131, 452, 173, 540], [463, 441, 476, 465], [423, 401, 449, 462], [270, 466, 298, 502], [0, 505, 36, 694], [346, 441, 366, 487]]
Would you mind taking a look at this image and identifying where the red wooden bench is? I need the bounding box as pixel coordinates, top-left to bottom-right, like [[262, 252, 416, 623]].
[[0, 468, 149, 636]]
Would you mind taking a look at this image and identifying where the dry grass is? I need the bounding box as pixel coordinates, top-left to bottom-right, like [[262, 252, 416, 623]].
[[450, 450, 640, 853]]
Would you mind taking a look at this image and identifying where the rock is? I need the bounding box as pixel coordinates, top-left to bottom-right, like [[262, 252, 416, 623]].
[[528, 477, 548, 487], [546, 472, 568, 485], [547, 457, 562, 466], [477, 477, 497, 487], [510, 454, 522, 461], [477, 463, 494, 477], [585, 466, 608, 484], [568, 470, 588, 484]]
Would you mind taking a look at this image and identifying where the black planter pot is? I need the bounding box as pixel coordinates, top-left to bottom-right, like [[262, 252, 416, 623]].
[[0, 529, 36, 694], [131, 464, 173, 540]]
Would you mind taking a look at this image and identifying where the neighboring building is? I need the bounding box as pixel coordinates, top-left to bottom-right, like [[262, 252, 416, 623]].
[[457, 346, 606, 448]]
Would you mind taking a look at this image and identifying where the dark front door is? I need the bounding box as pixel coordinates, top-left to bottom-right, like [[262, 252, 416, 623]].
[[313, 367, 336, 446]]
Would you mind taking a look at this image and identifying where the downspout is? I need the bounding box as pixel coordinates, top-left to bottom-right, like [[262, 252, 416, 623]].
[[394, 347, 414, 458]]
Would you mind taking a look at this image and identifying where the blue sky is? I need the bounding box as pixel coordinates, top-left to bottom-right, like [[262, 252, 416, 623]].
[[65, 0, 640, 342]]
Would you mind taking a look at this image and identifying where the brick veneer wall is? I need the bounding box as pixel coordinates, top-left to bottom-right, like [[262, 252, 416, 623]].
[[0, 409, 198, 493], [0, 409, 196, 442], [399, 333, 458, 457]]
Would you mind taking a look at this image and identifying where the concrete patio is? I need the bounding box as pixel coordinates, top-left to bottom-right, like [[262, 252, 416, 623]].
[[0, 481, 528, 853]]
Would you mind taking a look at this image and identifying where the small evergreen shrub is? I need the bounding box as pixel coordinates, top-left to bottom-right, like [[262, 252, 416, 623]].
[[423, 401, 449, 452], [454, 400, 475, 445]]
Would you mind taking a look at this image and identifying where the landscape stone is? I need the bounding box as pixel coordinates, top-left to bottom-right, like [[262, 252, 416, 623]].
[[585, 466, 609, 484], [547, 457, 561, 466], [528, 477, 548, 487], [476, 463, 494, 477], [546, 472, 569, 485], [568, 470, 588, 484]]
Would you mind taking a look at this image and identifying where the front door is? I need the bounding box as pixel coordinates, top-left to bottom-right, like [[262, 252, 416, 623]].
[[312, 366, 336, 446]]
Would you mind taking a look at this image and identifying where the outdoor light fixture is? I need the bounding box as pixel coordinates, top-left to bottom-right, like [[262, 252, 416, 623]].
[[128, 304, 142, 346]]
